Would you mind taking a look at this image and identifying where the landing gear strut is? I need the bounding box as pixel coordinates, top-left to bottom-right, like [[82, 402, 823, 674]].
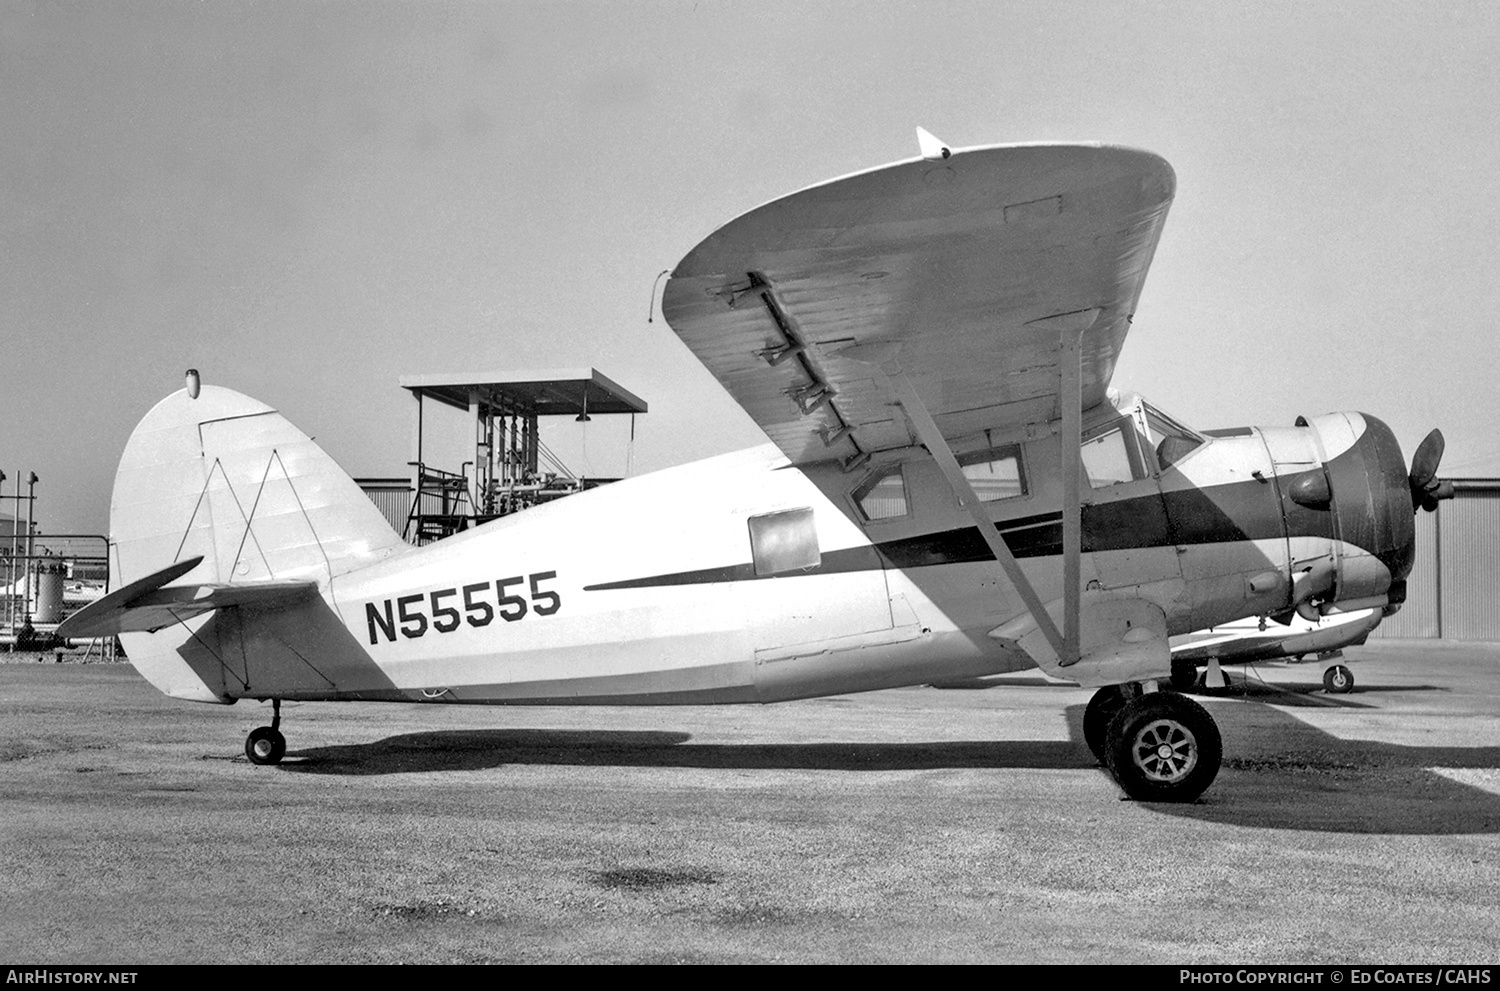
[[1098, 688, 1222, 802], [245, 699, 286, 765]]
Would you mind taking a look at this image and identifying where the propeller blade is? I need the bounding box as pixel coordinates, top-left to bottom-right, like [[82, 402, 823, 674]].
[[1409, 429, 1445, 489], [1409, 429, 1454, 513]]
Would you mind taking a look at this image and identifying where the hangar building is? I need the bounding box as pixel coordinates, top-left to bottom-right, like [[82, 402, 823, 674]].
[[1372, 479, 1500, 641]]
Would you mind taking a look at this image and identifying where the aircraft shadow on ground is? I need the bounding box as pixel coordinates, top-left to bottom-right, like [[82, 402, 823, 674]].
[[285, 730, 1084, 776], [283, 699, 1500, 836]]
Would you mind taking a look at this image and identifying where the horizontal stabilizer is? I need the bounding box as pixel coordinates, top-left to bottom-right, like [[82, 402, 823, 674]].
[[58, 555, 319, 639]]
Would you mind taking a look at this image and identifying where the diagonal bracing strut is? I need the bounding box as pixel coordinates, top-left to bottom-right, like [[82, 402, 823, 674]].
[[879, 314, 1091, 667]]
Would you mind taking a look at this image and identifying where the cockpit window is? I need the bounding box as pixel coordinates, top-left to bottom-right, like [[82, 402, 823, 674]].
[[1081, 425, 1142, 488], [958, 446, 1026, 502], [1141, 402, 1206, 470], [852, 465, 909, 521]]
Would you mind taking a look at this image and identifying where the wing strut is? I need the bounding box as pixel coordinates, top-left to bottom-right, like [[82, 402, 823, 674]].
[[878, 308, 1095, 668], [1058, 320, 1084, 666], [885, 368, 1076, 666]]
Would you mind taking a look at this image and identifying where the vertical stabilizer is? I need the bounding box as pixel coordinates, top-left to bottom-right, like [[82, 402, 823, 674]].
[[108, 385, 408, 701]]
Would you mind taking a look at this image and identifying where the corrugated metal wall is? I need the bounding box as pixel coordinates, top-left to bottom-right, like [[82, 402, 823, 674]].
[[1372, 481, 1500, 641], [1436, 487, 1500, 640], [355, 479, 412, 539], [1372, 507, 1439, 638]]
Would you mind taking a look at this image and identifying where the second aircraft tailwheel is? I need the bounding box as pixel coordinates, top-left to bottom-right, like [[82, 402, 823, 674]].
[[1104, 692, 1222, 802], [245, 726, 286, 766], [1323, 664, 1355, 694]]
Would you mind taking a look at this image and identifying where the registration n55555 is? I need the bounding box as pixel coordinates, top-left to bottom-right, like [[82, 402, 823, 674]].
[[365, 571, 561, 644]]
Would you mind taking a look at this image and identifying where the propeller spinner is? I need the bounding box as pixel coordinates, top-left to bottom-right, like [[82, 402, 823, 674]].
[[1410, 429, 1455, 513]]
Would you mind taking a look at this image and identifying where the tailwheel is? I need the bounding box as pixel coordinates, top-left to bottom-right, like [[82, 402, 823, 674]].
[[1105, 692, 1221, 802], [244, 699, 286, 765], [1323, 664, 1354, 694], [1082, 685, 1130, 763], [245, 727, 285, 765]]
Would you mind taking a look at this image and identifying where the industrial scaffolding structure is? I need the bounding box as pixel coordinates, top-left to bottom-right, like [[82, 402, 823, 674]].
[[385, 369, 648, 544]]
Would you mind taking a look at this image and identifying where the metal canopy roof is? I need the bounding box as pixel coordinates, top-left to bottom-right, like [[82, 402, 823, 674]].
[[398, 368, 648, 417]]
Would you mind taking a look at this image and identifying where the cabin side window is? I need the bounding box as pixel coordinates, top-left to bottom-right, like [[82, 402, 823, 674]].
[[852, 465, 910, 521], [1081, 421, 1146, 488], [747, 508, 821, 576], [957, 445, 1026, 502]]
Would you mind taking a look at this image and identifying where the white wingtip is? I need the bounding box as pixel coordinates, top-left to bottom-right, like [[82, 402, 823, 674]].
[[916, 127, 951, 161]]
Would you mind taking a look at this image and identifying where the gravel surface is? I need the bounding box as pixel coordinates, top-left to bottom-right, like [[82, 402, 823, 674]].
[[1, 640, 1497, 964]]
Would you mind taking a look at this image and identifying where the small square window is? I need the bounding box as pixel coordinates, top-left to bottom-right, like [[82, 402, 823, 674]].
[[957, 447, 1026, 502], [748, 508, 821, 576]]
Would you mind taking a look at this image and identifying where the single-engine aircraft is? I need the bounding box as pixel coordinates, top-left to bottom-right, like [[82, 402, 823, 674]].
[[61, 134, 1454, 802], [1169, 607, 1382, 694]]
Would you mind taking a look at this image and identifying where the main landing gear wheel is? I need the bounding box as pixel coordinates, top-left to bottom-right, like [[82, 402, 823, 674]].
[[1105, 692, 1222, 802], [1323, 664, 1355, 694], [1083, 686, 1130, 763], [245, 698, 286, 765]]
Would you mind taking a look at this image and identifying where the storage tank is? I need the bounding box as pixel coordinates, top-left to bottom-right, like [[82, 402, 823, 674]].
[[32, 557, 66, 623]]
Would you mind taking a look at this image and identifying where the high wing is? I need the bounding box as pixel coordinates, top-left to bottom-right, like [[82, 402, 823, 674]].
[[661, 143, 1175, 465]]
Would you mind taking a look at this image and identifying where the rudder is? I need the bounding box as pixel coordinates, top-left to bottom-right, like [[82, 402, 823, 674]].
[[108, 384, 408, 701]]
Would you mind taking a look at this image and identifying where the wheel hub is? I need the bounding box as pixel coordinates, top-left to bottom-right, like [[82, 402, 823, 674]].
[[1131, 718, 1198, 783]]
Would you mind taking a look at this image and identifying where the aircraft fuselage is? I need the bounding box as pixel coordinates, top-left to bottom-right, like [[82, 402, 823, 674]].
[[141, 401, 1415, 707]]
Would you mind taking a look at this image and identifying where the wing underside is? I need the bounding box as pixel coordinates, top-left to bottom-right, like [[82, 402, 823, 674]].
[[661, 143, 1175, 465]]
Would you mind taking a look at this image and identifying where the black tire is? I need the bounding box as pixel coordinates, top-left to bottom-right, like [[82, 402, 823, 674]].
[[1082, 686, 1129, 763], [245, 726, 286, 765], [1105, 693, 1222, 802], [1170, 659, 1199, 692], [1323, 664, 1354, 694]]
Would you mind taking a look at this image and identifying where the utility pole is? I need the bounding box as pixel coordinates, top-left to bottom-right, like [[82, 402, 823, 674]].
[[0, 470, 7, 632], [23, 473, 37, 625]]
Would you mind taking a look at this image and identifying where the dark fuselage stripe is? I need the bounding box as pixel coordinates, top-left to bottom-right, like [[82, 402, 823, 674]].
[[584, 462, 1346, 593]]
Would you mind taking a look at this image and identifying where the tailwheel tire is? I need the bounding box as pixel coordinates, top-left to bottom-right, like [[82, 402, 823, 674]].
[[1323, 664, 1354, 694], [1105, 692, 1222, 802], [245, 726, 286, 765], [1082, 686, 1129, 763]]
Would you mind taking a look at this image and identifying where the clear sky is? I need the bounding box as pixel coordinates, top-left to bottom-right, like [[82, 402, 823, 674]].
[[4, 0, 1499, 535]]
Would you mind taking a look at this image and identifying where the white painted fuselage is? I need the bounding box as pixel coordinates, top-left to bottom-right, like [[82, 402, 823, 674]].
[[113, 388, 1410, 708]]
